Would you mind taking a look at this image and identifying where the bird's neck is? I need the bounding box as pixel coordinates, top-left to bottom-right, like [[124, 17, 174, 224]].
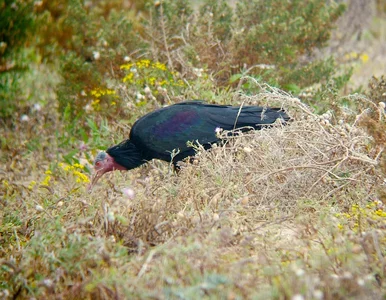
[[110, 157, 128, 171], [107, 140, 147, 170]]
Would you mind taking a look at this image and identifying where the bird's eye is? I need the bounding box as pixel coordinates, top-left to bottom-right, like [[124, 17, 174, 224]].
[[95, 161, 101, 168]]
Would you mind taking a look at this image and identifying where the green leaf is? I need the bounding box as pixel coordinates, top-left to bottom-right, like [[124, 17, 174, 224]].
[[283, 83, 301, 94], [229, 73, 243, 84]]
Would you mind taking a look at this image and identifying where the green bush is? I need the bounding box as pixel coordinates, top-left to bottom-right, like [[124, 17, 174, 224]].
[[229, 0, 347, 97], [0, 0, 36, 63], [56, 0, 146, 121], [0, 0, 37, 119], [144, 0, 348, 96]]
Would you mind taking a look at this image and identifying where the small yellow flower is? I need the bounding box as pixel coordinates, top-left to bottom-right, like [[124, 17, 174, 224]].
[[90, 88, 115, 97], [375, 210, 386, 217], [152, 61, 167, 71], [360, 53, 369, 63], [344, 52, 358, 60], [111, 101, 116, 106], [28, 180, 37, 190], [137, 59, 151, 68], [123, 72, 134, 83], [91, 99, 100, 106], [60, 162, 90, 183], [342, 213, 351, 219], [337, 223, 344, 230], [105, 89, 116, 95], [90, 89, 102, 98], [73, 170, 90, 183], [41, 175, 51, 186], [120, 63, 133, 70], [45, 170, 52, 175]]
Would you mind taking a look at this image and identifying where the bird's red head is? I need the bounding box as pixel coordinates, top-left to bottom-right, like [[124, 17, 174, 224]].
[[88, 151, 127, 191]]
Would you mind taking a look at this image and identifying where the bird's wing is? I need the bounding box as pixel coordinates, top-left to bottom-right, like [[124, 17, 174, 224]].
[[130, 102, 288, 160], [130, 102, 218, 159]]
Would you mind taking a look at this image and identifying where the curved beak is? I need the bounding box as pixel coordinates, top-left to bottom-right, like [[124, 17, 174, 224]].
[[87, 170, 103, 192]]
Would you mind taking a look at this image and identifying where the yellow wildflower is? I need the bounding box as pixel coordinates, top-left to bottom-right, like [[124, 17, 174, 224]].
[[105, 89, 116, 95], [45, 170, 52, 175], [73, 163, 84, 169], [375, 210, 386, 217], [90, 89, 102, 98], [344, 52, 358, 60], [73, 170, 90, 183], [137, 59, 151, 68], [91, 99, 100, 107], [90, 88, 115, 97], [360, 53, 369, 63], [123, 72, 134, 83], [152, 61, 167, 71], [60, 162, 90, 183], [342, 213, 351, 219], [28, 180, 37, 190], [41, 175, 51, 186], [120, 63, 133, 70]]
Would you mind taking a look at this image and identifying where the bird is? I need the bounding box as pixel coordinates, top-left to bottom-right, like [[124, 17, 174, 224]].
[[89, 101, 289, 188]]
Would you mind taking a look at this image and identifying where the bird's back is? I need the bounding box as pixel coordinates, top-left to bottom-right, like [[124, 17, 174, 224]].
[[130, 101, 288, 161]]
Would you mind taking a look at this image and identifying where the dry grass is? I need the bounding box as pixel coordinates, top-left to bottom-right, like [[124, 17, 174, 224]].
[[1, 80, 386, 299]]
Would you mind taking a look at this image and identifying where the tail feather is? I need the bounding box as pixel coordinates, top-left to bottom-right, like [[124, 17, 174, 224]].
[[208, 106, 289, 130]]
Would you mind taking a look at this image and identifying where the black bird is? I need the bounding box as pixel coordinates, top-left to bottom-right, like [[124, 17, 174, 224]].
[[90, 101, 289, 187]]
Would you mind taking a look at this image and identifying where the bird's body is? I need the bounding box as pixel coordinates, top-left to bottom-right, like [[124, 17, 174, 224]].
[[90, 101, 289, 187]]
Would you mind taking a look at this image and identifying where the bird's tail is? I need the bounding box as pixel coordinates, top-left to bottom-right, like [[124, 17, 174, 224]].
[[233, 106, 290, 129]]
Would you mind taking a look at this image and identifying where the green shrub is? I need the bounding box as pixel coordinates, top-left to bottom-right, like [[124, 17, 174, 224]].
[[0, 0, 36, 63], [56, 0, 146, 121], [144, 0, 348, 98], [0, 0, 38, 119], [230, 0, 347, 92]]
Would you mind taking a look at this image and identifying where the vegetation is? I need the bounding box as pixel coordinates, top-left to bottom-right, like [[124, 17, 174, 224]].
[[1, 0, 385, 299]]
